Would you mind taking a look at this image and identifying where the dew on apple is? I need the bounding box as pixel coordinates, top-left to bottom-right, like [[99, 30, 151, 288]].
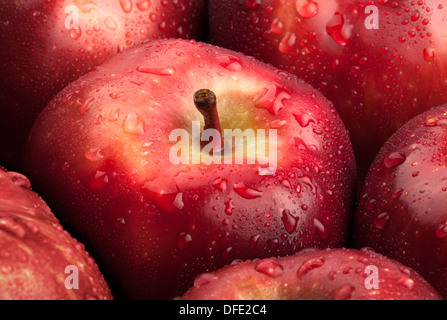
[[295, 0, 318, 19], [7, 172, 31, 189], [271, 18, 284, 34], [313, 218, 328, 239], [69, 27, 82, 40], [233, 182, 263, 199], [296, 256, 325, 280], [254, 258, 284, 278], [119, 0, 133, 13], [104, 16, 118, 31], [281, 209, 299, 234], [136, 0, 151, 12], [374, 212, 390, 229], [398, 277, 415, 290], [224, 199, 234, 215], [122, 112, 145, 135], [88, 170, 109, 190], [436, 222, 447, 239], [326, 12, 352, 47], [384, 151, 406, 168], [136, 65, 175, 76], [0, 216, 27, 239], [177, 232, 192, 250]]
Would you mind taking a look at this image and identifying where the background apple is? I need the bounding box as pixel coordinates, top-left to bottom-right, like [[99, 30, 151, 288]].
[[0, 166, 112, 300], [353, 104, 447, 298], [207, 0, 447, 180], [0, 0, 207, 171], [180, 247, 442, 300], [21, 39, 356, 299]]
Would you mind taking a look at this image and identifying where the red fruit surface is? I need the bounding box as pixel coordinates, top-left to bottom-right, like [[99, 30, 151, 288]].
[[22, 39, 356, 299], [180, 247, 441, 300], [0, 0, 206, 170], [208, 0, 447, 178], [354, 104, 447, 298], [0, 167, 112, 300]]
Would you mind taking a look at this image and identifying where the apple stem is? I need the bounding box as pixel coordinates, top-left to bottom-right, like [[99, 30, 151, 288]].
[[194, 89, 223, 150]]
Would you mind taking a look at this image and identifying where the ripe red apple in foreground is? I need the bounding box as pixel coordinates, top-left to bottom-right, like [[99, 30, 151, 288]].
[[208, 0, 447, 178], [353, 105, 447, 298], [22, 39, 356, 299], [0, 167, 112, 300], [0, 0, 206, 171], [179, 247, 441, 300]]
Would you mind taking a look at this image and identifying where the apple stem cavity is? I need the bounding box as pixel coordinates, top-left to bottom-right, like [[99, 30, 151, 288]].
[[194, 89, 223, 151]]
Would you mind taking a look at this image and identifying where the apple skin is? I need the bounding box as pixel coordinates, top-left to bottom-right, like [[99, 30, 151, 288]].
[[0, 0, 207, 171], [0, 167, 112, 300], [21, 39, 356, 299], [353, 105, 447, 299], [179, 247, 442, 300], [207, 0, 447, 179]]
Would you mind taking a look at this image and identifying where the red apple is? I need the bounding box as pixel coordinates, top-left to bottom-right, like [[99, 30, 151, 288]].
[[0, 166, 112, 300], [353, 104, 447, 298], [179, 247, 441, 300], [21, 39, 356, 299], [0, 0, 206, 171], [207, 0, 447, 179]]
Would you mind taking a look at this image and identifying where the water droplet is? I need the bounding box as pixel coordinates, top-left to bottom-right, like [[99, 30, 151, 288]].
[[297, 257, 325, 280], [326, 12, 352, 46], [245, 0, 260, 9], [79, 97, 94, 115], [411, 10, 420, 21], [281, 209, 299, 234], [398, 277, 414, 290], [233, 182, 262, 199], [213, 178, 227, 192], [225, 199, 235, 215], [333, 284, 355, 300], [215, 54, 243, 71], [103, 16, 118, 31], [194, 273, 215, 287], [119, 0, 133, 13], [84, 148, 104, 162], [177, 232, 192, 250], [137, 66, 175, 76], [108, 108, 120, 122], [109, 92, 125, 100], [142, 178, 183, 213], [293, 113, 316, 127], [313, 218, 328, 239], [392, 188, 403, 199], [270, 119, 287, 129], [123, 112, 145, 135], [374, 212, 389, 229], [0, 217, 26, 239], [250, 234, 261, 249], [255, 84, 291, 115], [88, 171, 109, 190], [7, 172, 31, 189], [254, 258, 284, 278], [69, 27, 82, 40], [1, 263, 13, 274], [271, 18, 284, 34], [136, 0, 151, 11], [278, 32, 297, 54], [436, 222, 447, 238], [384, 152, 406, 168], [423, 47, 435, 62], [295, 0, 318, 19]]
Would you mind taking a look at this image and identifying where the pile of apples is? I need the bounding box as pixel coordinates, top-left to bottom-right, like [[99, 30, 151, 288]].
[[1, 0, 447, 300]]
